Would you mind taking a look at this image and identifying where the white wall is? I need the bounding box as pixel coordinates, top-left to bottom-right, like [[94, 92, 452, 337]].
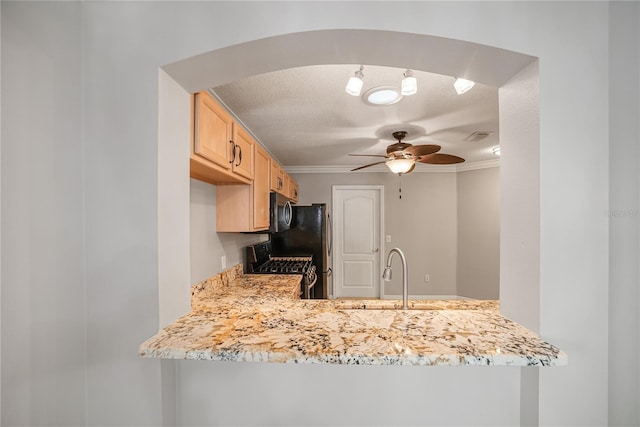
[[497, 60, 542, 425], [1, 2, 86, 425], [158, 70, 192, 328], [536, 2, 610, 422], [608, 2, 640, 425], [498, 61, 540, 333], [294, 172, 458, 297], [0, 0, 3, 416], [457, 167, 500, 299], [177, 362, 521, 426], [1, 2, 636, 426]]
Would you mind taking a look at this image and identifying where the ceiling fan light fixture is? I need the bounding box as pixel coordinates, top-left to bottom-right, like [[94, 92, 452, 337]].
[[346, 66, 365, 96], [401, 70, 417, 96], [453, 78, 475, 95], [386, 158, 415, 174]]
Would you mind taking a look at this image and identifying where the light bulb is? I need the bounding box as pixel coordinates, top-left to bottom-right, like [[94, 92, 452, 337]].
[[453, 78, 475, 95], [345, 67, 364, 96], [401, 70, 417, 96]]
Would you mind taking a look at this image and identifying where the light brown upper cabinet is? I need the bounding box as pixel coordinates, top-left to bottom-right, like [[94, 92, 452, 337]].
[[190, 91, 252, 185], [270, 160, 299, 203], [190, 90, 298, 232], [217, 139, 269, 232], [252, 144, 271, 230], [289, 177, 299, 203], [231, 125, 255, 181], [270, 159, 284, 193]]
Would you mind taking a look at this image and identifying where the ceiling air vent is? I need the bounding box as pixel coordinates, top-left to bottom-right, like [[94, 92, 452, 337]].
[[465, 131, 494, 142]]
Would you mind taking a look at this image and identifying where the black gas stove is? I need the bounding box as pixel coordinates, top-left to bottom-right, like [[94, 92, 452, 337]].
[[254, 256, 314, 274], [245, 241, 317, 299]]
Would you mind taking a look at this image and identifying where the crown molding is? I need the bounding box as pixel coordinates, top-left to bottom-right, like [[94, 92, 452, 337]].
[[285, 159, 499, 174], [456, 158, 501, 171]]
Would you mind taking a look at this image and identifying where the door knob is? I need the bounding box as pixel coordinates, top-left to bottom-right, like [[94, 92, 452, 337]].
[[372, 248, 379, 253]]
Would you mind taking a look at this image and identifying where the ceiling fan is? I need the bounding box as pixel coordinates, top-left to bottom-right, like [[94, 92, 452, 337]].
[[349, 131, 465, 174]]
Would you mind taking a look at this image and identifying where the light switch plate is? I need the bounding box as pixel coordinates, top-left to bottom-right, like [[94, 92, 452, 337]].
[[385, 235, 391, 243], [221, 255, 227, 269]]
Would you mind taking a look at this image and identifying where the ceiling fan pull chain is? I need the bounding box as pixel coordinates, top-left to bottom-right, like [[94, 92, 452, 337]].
[[399, 174, 402, 199]]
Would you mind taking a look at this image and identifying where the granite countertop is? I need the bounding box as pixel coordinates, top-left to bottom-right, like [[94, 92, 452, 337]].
[[140, 265, 567, 366]]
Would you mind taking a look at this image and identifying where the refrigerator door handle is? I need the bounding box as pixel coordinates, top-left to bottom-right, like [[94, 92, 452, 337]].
[[327, 213, 332, 257]]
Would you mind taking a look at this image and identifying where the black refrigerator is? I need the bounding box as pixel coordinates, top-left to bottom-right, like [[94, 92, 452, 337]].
[[271, 203, 332, 299]]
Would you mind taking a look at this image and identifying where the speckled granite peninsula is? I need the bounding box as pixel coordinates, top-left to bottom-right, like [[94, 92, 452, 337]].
[[140, 265, 567, 366]]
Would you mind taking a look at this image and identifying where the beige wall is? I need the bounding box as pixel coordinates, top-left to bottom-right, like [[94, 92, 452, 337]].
[[190, 179, 266, 284], [456, 168, 500, 299], [294, 171, 459, 297]]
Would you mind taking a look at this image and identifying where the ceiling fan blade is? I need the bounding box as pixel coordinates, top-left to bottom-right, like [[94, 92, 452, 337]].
[[405, 144, 441, 157], [348, 153, 388, 158], [351, 161, 387, 171], [418, 153, 465, 164]]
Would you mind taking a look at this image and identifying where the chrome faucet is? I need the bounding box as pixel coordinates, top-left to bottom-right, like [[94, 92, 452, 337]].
[[382, 248, 408, 309]]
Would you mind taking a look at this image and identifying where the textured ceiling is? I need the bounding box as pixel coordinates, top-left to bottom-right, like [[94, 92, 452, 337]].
[[213, 64, 499, 169]]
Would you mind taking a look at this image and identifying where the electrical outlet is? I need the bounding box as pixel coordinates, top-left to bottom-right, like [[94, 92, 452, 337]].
[[424, 274, 430, 283], [385, 235, 391, 243], [221, 255, 227, 269]]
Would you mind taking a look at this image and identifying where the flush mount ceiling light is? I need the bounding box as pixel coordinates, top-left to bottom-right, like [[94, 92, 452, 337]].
[[401, 69, 417, 96], [453, 78, 475, 95], [363, 86, 403, 106], [492, 146, 501, 156], [386, 158, 415, 175], [345, 65, 365, 96]]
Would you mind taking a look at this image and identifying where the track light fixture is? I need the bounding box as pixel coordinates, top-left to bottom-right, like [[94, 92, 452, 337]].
[[345, 66, 365, 96], [346, 66, 419, 99], [453, 78, 475, 95], [401, 69, 417, 96]]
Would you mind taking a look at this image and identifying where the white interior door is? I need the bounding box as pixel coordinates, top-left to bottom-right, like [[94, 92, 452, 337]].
[[332, 186, 383, 298]]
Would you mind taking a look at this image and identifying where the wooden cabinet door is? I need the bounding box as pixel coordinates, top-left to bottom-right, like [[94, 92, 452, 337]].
[[290, 180, 299, 203], [270, 159, 284, 192], [282, 172, 291, 198], [253, 145, 270, 230], [193, 91, 233, 170], [232, 125, 254, 181]]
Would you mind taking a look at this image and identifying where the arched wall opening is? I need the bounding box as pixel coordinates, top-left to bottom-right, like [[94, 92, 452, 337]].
[[157, 29, 540, 332]]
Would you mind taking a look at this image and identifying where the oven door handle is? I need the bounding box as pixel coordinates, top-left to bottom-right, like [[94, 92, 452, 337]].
[[308, 274, 318, 288], [283, 201, 292, 227], [306, 274, 318, 299]]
